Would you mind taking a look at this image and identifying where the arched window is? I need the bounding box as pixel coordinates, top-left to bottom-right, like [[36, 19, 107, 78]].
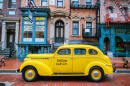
[[109, 7, 113, 13], [55, 21, 64, 26]]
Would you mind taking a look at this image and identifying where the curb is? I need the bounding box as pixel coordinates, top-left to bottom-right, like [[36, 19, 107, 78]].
[[0, 69, 130, 74], [115, 69, 130, 73], [0, 69, 19, 73]]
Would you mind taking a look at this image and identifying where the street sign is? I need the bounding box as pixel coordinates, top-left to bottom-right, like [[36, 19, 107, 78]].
[[28, 1, 34, 10], [28, 10, 33, 23]]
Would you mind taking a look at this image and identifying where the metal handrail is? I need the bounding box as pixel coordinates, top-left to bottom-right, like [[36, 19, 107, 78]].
[[0, 42, 3, 50], [50, 37, 54, 53], [9, 42, 16, 58], [64, 38, 66, 45]]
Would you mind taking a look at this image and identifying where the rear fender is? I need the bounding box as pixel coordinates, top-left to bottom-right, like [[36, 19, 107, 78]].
[[85, 61, 113, 75]]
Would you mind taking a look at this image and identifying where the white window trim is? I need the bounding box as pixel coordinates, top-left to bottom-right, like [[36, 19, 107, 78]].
[[26, 0, 35, 6], [0, 0, 3, 9], [85, 0, 93, 5], [71, 0, 80, 4], [71, 21, 80, 36], [40, 0, 48, 6], [85, 21, 94, 36], [56, 0, 64, 7]]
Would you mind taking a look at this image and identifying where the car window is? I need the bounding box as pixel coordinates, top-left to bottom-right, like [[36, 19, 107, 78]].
[[74, 49, 86, 55], [57, 49, 71, 55], [89, 49, 98, 55]]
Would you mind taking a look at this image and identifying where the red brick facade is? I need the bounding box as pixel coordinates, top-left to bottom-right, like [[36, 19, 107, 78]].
[[20, 0, 99, 44], [0, 0, 21, 18]]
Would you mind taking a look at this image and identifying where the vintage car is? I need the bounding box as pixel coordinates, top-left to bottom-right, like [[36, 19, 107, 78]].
[[20, 44, 113, 82]]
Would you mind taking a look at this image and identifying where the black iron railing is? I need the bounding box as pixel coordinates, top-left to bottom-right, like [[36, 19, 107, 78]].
[[50, 37, 54, 53], [9, 42, 16, 58], [70, 0, 100, 9], [0, 42, 2, 50], [82, 28, 100, 38]]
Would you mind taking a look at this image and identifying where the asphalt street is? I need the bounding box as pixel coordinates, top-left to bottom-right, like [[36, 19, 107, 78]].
[[0, 73, 130, 86]]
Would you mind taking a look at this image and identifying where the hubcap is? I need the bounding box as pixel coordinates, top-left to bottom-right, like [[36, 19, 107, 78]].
[[28, 71, 33, 77], [25, 69, 35, 79], [91, 69, 101, 79], [94, 71, 99, 77]]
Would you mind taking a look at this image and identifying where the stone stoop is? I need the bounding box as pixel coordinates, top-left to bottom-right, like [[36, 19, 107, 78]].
[[0, 48, 16, 59]]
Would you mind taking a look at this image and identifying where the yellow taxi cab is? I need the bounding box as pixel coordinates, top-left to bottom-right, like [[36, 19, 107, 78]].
[[20, 44, 113, 82]]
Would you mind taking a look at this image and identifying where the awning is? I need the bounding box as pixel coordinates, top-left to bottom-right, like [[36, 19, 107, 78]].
[[117, 34, 130, 42]]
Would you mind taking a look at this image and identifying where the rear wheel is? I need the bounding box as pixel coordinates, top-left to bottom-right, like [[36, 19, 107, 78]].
[[22, 66, 38, 82], [89, 67, 104, 82]]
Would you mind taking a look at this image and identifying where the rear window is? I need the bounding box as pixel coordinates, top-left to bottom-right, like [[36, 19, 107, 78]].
[[74, 49, 86, 55], [89, 49, 98, 55]]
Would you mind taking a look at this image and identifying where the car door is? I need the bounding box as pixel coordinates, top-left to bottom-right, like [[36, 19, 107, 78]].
[[73, 48, 88, 73], [53, 48, 73, 73]]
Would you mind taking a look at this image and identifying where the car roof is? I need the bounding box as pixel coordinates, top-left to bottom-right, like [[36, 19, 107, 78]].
[[59, 44, 98, 49], [56, 44, 103, 55]]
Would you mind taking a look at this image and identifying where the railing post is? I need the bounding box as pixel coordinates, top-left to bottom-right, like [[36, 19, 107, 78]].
[[48, 47, 50, 54], [41, 47, 44, 53], [51, 37, 54, 53], [17, 46, 20, 60], [0, 42, 2, 50]]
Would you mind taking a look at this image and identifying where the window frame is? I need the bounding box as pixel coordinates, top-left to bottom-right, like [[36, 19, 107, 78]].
[[72, 21, 79, 36], [88, 49, 98, 55], [74, 48, 86, 55], [71, 0, 79, 5], [21, 16, 47, 44], [9, 0, 16, 8], [121, 8, 127, 13], [85, 22, 92, 36], [109, 7, 113, 13], [41, 0, 48, 6], [0, 0, 3, 9], [57, 49, 71, 55], [86, 0, 92, 5], [56, 0, 64, 7]]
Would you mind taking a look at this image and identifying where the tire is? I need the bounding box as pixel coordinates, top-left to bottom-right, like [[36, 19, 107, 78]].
[[89, 67, 104, 82], [22, 66, 38, 82]]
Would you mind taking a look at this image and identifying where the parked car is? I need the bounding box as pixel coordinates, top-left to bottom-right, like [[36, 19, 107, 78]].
[[20, 44, 113, 82]]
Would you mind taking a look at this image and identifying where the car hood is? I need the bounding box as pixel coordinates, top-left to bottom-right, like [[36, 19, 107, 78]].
[[27, 54, 54, 59]]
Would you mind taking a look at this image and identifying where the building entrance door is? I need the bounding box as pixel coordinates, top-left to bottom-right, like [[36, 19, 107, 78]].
[[7, 29, 15, 48], [55, 21, 64, 43]]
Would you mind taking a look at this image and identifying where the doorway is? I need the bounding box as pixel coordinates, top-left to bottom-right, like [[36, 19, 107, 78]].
[[55, 21, 64, 43], [104, 37, 110, 54], [7, 29, 15, 48]]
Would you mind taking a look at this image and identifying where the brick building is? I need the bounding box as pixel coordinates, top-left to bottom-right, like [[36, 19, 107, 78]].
[[99, 0, 130, 57], [0, 0, 21, 58], [17, 0, 101, 60]]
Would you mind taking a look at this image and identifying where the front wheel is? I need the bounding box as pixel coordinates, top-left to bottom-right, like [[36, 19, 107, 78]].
[[89, 67, 104, 82], [22, 66, 38, 82]]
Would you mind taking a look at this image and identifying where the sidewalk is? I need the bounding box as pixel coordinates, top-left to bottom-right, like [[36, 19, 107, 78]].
[[0, 59, 23, 73], [0, 58, 130, 73]]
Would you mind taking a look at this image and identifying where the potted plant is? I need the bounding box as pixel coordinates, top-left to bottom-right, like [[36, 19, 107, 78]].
[[85, 32, 90, 36]]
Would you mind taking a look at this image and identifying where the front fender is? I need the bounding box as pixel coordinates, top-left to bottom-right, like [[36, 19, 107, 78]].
[[20, 61, 53, 76], [85, 61, 113, 75]]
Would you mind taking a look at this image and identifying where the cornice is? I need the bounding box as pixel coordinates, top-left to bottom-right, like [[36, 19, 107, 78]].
[[49, 10, 70, 17]]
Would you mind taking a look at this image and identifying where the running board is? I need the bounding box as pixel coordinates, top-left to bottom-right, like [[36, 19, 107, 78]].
[[51, 73, 86, 76]]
